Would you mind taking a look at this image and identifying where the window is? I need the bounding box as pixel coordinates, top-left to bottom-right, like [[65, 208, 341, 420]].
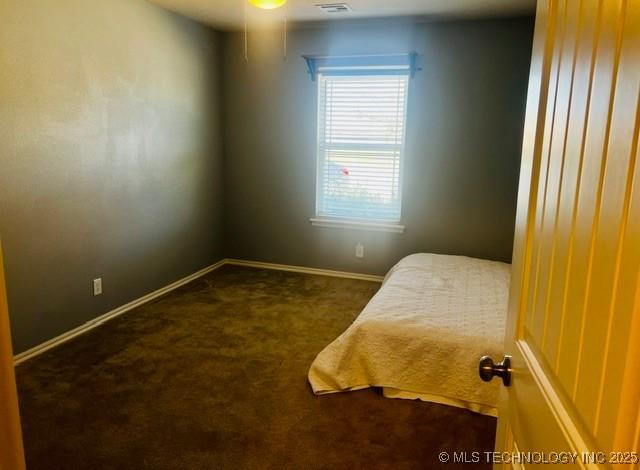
[[313, 64, 409, 230]]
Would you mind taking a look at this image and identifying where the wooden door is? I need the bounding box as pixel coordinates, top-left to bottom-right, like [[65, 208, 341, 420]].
[[493, 0, 640, 467], [0, 242, 26, 470]]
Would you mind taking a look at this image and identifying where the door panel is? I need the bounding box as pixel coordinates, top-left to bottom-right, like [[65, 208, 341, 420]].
[[0, 242, 26, 470], [496, 0, 640, 466], [548, 0, 600, 376], [573, 0, 639, 431], [555, 0, 620, 396]]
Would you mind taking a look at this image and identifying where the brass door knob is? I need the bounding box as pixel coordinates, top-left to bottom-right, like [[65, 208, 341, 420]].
[[479, 355, 512, 386]]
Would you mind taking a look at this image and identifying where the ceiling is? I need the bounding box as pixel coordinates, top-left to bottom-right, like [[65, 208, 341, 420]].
[[150, 0, 536, 30]]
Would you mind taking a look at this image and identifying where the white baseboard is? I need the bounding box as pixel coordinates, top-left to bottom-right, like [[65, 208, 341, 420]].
[[13, 259, 226, 365], [225, 259, 384, 283], [13, 258, 382, 365]]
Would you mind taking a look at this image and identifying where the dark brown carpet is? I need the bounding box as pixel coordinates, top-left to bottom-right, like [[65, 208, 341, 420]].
[[16, 265, 496, 469]]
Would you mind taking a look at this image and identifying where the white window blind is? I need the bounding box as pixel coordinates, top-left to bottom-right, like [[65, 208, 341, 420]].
[[316, 73, 409, 223]]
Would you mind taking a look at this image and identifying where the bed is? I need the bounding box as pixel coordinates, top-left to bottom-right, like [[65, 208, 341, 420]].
[[308, 253, 510, 416]]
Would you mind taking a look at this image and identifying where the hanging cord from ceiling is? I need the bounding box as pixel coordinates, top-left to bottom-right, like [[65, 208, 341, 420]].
[[243, 0, 288, 62], [283, 3, 288, 60], [244, 0, 249, 62]]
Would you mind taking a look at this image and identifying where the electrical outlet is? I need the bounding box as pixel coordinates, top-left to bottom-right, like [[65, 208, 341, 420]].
[[93, 278, 103, 296], [355, 242, 364, 258]]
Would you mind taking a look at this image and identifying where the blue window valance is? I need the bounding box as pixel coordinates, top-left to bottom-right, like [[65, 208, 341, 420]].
[[302, 52, 421, 81]]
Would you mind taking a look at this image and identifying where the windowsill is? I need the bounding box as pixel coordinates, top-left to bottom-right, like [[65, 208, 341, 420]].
[[310, 217, 405, 233]]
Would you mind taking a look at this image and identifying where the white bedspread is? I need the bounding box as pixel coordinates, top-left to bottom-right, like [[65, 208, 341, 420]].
[[308, 253, 510, 416]]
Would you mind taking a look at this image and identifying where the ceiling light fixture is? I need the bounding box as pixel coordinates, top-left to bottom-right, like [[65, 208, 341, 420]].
[[248, 0, 287, 9]]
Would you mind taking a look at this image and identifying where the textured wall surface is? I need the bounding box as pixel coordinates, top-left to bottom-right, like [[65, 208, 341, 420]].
[[0, 0, 225, 353], [221, 17, 533, 274], [1, 8, 534, 352]]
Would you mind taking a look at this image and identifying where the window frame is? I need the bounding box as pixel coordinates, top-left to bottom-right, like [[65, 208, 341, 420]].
[[311, 70, 410, 233]]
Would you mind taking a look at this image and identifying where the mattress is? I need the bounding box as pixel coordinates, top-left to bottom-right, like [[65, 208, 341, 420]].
[[307, 253, 510, 416]]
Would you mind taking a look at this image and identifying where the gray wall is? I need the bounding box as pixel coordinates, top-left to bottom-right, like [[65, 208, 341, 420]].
[[0, 0, 225, 353], [222, 17, 533, 275], [1, 9, 533, 353]]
